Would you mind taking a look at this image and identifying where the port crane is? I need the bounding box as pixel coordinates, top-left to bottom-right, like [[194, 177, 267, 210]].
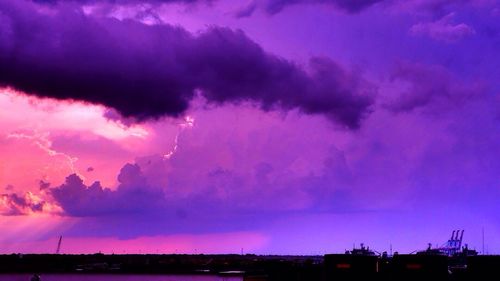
[[415, 230, 477, 257], [437, 230, 464, 256]]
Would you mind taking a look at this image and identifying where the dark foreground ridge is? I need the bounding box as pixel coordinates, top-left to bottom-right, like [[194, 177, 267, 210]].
[[1, 253, 500, 281]]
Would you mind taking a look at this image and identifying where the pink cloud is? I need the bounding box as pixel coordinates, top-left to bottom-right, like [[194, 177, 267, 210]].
[[0, 89, 149, 141], [0, 90, 182, 188], [0, 132, 76, 192]]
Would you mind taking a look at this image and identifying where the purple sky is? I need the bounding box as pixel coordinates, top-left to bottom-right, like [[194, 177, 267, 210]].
[[0, 0, 500, 255]]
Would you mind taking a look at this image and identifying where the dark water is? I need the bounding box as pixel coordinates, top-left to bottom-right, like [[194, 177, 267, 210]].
[[0, 274, 242, 281]]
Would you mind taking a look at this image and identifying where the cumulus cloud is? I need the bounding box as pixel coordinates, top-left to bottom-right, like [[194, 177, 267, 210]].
[[48, 104, 369, 225], [50, 156, 352, 218], [0, 0, 374, 129], [386, 61, 483, 113], [51, 163, 165, 216], [410, 12, 475, 42]]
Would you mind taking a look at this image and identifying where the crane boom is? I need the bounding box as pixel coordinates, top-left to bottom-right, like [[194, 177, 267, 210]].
[[56, 236, 62, 254], [459, 230, 464, 249]]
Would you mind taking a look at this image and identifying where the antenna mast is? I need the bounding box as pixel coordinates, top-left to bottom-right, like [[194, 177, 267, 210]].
[[482, 228, 485, 255]]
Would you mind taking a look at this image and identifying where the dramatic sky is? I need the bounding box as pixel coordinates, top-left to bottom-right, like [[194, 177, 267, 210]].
[[1, 0, 500, 255]]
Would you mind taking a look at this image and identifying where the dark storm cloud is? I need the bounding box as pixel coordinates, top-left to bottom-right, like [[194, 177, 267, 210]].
[[0, 0, 374, 129]]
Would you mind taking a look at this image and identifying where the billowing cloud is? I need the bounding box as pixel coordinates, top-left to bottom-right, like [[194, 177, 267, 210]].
[[51, 164, 165, 216], [0, 0, 374, 129], [50, 150, 354, 218], [410, 12, 475, 42], [47, 104, 368, 222]]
